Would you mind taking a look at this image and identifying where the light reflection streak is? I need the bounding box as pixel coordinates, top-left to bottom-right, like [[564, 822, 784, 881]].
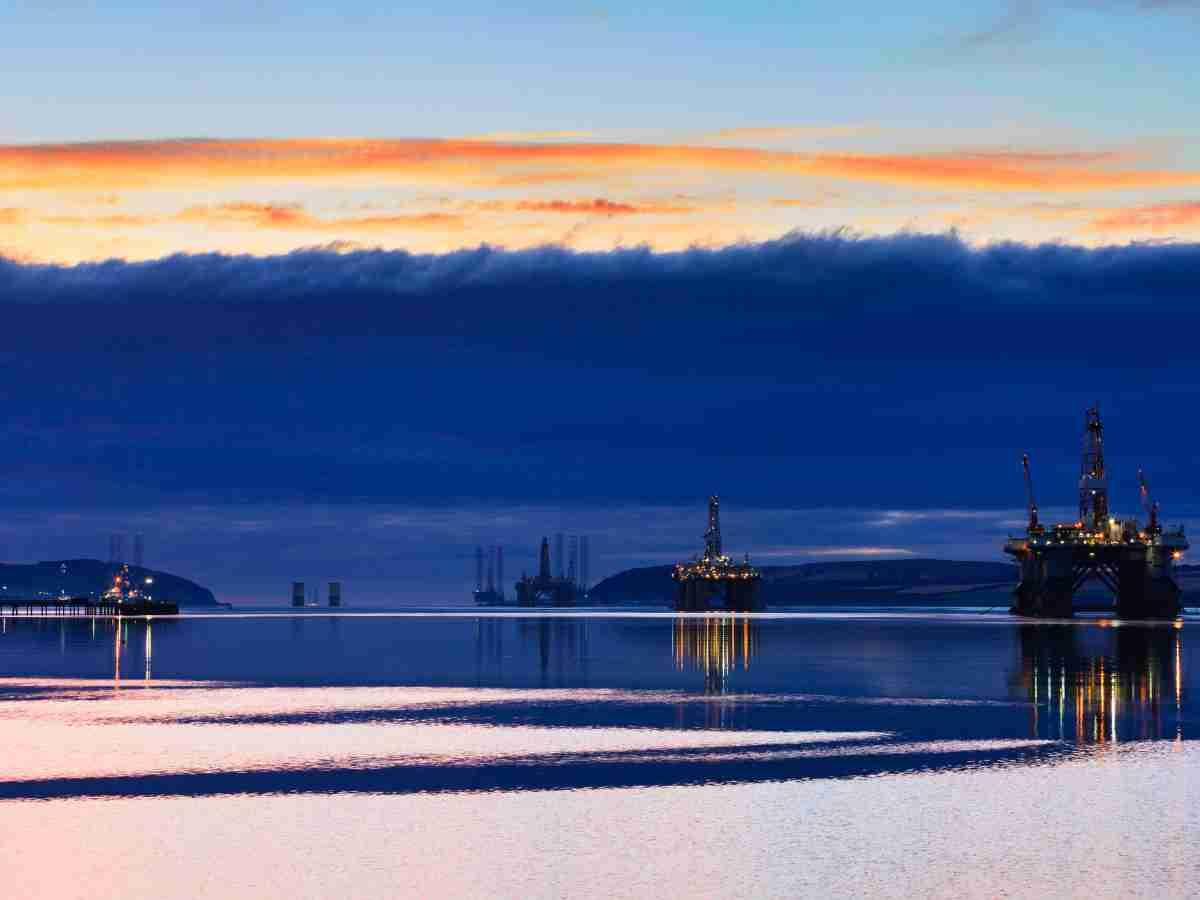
[[113, 615, 121, 687], [1017, 624, 1183, 744], [672, 614, 759, 695]]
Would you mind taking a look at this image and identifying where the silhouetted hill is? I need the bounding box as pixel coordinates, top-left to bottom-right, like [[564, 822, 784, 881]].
[[588, 558, 1016, 607], [0, 559, 216, 606]]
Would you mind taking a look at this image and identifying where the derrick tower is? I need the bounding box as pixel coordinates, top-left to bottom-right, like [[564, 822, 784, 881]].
[[1079, 406, 1108, 529], [1004, 407, 1187, 619], [703, 496, 722, 559]]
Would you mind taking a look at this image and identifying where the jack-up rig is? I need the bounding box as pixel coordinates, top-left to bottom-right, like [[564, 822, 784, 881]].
[[1004, 407, 1188, 618], [672, 496, 763, 611], [473, 545, 507, 606]]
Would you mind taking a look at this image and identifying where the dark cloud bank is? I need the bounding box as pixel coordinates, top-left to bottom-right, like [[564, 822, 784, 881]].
[[3, 233, 1199, 598]]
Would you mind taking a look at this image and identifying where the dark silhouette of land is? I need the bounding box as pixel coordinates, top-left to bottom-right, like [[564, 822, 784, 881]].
[[589, 558, 1017, 607]]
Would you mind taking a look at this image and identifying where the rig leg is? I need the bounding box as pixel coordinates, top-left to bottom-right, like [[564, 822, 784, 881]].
[[1011, 576, 1074, 617]]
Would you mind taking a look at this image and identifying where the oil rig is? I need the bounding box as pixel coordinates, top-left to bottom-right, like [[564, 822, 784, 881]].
[[473, 545, 507, 606], [515, 537, 580, 606], [672, 496, 763, 611], [1004, 407, 1188, 618]]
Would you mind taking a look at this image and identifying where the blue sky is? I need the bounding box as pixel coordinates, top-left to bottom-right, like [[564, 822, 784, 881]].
[[3, 2, 1199, 143]]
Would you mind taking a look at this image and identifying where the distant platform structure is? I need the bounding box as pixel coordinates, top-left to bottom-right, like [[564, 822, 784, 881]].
[[672, 496, 763, 611], [1004, 407, 1188, 618], [329, 582, 342, 608], [473, 545, 508, 606], [291, 581, 305, 608], [515, 538, 580, 606], [473, 535, 591, 606]]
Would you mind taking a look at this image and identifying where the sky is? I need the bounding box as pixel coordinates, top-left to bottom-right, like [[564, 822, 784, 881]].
[[3, 2, 1200, 603]]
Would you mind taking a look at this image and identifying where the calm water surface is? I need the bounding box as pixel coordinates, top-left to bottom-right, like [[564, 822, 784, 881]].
[[1, 610, 1197, 899]]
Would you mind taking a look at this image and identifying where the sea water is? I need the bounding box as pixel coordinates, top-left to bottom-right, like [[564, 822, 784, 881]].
[[1, 610, 1197, 899]]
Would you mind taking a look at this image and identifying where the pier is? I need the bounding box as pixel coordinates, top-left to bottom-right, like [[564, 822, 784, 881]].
[[0, 597, 179, 616]]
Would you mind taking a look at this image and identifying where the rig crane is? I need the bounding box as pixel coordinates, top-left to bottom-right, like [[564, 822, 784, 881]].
[[1022, 453, 1040, 531], [1138, 468, 1161, 535]]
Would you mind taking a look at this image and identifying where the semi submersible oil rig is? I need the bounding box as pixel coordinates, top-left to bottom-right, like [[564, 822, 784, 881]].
[[515, 538, 580, 606], [672, 496, 763, 611], [1005, 407, 1188, 618]]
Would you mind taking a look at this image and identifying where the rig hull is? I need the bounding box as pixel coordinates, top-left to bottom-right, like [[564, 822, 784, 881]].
[[674, 576, 763, 612], [1006, 534, 1185, 619]]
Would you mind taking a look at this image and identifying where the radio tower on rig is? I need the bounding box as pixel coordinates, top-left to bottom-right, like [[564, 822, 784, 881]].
[[1079, 406, 1109, 530]]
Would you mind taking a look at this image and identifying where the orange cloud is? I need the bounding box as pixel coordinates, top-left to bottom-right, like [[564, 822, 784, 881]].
[[1089, 201, 1200, 233], [770, 195, 841, 208], [805, 150, 1194, 192], [491, 197, 694, 215], [39, 213, 157, 227], [3, 138, 1195, 194], [175, 203, 464, 232], [0, 208, 23, 225]]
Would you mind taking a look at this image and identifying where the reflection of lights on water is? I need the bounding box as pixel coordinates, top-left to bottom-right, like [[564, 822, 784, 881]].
[[1176, 635, 1182, 709], [673, 615, 758, 694], [113, 616, 122, 686], [1023, 627, 1183, 745]]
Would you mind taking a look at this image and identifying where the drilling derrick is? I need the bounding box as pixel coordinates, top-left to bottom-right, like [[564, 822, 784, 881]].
[[1079, 406, 1109, 530], [672, 495, 763, 611], [704, 495, 722, 559], [1005, 408, 1187, 619]]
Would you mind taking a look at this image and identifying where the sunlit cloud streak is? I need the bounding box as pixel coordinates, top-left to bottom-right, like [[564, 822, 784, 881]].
[[1088, 201, 1200, 233], [175, 203, 465, 232], [3, 138, 1192, 193]]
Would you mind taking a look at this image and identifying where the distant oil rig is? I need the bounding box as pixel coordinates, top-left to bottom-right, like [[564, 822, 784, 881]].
[[290, 582, 343, 607], [672, 496, 763, 611], [514, 538, 581, 606], [473, 545, 507, 606], [473, 535, 590, 606], [1005, 407, 1188, 618]]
